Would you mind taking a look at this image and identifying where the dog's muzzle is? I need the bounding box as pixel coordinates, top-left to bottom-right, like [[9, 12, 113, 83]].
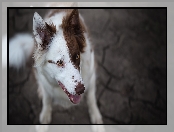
[[58, 81, 85, 104]]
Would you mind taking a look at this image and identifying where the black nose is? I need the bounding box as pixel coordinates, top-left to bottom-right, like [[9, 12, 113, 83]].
[[75, 82, 85, 95]]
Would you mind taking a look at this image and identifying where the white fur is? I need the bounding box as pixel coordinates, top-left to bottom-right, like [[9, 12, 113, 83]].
[[8, 5, 105, 132], [9, 33, 34, 69], [44, 30, 84, 95], [33, 12, 84, 95]]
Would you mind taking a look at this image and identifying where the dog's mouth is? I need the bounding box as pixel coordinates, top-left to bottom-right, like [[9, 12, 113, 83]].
[[58, 81, 81, 104]]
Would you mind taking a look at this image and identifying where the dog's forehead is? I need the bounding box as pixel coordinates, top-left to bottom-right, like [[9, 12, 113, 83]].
[[48, 29, 80, 69], [48, 30, 70, 60]]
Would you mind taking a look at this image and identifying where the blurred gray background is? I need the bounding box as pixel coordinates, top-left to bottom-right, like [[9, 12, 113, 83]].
[[2, 2, 174, 132]]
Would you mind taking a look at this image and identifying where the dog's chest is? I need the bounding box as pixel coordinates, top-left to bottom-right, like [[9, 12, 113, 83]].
[[51, 86, 75, 108]]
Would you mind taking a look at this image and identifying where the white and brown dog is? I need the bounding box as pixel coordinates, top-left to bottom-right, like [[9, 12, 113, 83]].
[[8, 3, 105, 132]]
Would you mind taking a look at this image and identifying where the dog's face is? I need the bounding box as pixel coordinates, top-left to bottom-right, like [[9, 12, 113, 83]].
[[33, 9, 86, 104]]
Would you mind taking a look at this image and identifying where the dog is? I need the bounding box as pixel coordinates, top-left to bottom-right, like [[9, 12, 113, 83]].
[[8, 3, 105, 132]]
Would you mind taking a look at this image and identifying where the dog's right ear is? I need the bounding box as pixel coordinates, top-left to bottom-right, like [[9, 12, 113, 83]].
[[33, 12, 46, 45], [33, 12, 56, 50]]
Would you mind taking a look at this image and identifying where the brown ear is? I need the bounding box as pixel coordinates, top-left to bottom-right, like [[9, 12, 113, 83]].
[[62, 9, 81, 32], [69, 10, 86, 52], [62, 9, 86, 53], [69, 9, 80, 27]]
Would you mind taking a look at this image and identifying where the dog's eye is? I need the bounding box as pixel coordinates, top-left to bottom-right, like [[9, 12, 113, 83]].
[[57, 60, 64, 67], [76, 54, 80, 60]]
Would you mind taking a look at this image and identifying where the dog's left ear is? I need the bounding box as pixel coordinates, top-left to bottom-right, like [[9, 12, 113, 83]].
[[68, 9, 86, 52], [62, 9, 82, 34], [33, 12, 56, 50], [69, 9, 80, 29], [62, 9, 86, 52]]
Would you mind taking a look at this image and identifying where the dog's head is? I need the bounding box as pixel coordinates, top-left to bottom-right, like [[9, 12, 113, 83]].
[[33, 9, 86, 104]]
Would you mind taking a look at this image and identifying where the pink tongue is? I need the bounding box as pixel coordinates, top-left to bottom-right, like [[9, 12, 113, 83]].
[[69, 94, 81, 104], [58, 81, 81, 104]]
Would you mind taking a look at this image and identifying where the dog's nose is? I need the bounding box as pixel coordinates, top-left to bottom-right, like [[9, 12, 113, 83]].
[[75, 82, 85, 95]]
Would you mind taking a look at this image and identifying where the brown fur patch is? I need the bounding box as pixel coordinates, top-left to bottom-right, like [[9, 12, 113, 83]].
[[36, 22, 56, 50], [61, 9, 86, 69]]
